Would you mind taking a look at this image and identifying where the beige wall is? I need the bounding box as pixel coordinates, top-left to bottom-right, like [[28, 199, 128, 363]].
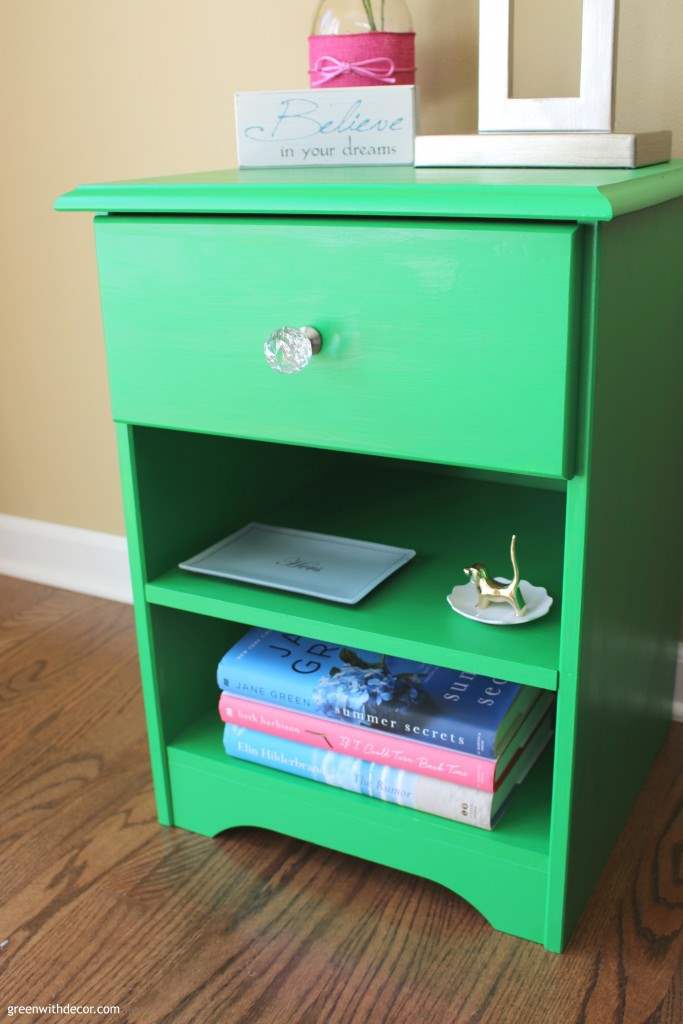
[[1, 1, 682, 536]]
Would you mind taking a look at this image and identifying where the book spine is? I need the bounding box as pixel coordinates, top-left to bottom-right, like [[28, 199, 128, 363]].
[[218, 692, 497, 791], [224, 725, 496, 829]]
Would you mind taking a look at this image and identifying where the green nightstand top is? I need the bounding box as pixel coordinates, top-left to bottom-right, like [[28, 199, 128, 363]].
[[55, 161, 683, 222]]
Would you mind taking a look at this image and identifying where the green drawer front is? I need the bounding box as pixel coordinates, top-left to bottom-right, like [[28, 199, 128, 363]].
[[95, 216, 580, 477]]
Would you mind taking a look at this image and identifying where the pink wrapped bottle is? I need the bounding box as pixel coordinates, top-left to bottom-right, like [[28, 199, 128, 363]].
[[309, 0, 415, 89]]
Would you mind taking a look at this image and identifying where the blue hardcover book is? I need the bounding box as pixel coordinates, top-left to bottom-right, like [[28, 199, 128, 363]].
[[217, 628, 535, 757]]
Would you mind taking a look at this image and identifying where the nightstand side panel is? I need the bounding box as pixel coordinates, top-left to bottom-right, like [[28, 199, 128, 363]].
[[554, 199, 683, 949]]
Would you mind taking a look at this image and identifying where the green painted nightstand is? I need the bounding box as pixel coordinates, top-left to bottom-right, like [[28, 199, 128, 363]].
[[57, 163, 683, 951]]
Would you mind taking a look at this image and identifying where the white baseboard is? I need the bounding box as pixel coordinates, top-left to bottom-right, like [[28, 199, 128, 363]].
[[674, 647, 683, 723], [0, 513, 132, 604], [0, 513, 681, 719]]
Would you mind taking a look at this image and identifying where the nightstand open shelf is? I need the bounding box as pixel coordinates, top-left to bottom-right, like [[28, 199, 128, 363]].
[[139, 428, 564, 688], [168, 711, 554, 860], [141, 590, 556, 943], [165, 709, 554, 943], [58, 164, 683, 951]]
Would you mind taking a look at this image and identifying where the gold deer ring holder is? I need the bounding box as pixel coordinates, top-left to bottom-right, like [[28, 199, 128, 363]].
[[447, 535, 554, 626]]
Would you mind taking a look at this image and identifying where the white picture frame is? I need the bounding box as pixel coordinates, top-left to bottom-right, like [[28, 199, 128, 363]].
[[478, 0, 617, 133]]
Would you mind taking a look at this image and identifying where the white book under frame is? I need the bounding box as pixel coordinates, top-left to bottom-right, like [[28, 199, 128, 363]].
[[415, 132, 673, 170]]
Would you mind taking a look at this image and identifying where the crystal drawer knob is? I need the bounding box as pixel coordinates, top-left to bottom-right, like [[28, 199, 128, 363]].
[[264, 326, 322, 374]]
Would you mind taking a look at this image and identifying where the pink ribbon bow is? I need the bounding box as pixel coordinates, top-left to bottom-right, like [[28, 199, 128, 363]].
[[313, 55, 398, 86]]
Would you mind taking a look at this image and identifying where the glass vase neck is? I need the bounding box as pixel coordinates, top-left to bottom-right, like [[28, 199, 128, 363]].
[[312, 0, 413, 36]]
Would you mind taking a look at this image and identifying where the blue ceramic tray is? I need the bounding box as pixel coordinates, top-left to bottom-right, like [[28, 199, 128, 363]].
[[179, 522, 415, 604]]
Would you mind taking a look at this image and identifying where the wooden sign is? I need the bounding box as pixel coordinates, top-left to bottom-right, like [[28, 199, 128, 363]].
[[478, 0, 617, 132], [235, 87, 416, 168]]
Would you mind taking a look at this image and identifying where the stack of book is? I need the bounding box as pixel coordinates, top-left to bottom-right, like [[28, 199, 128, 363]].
[[217, 629, 554, 830]]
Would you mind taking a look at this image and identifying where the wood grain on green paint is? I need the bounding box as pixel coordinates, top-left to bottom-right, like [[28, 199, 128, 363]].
[[95, 216, 579, 478]]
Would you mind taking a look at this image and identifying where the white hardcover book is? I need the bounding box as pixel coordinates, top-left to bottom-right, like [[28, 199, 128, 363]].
[[415, 131, 672, 170]]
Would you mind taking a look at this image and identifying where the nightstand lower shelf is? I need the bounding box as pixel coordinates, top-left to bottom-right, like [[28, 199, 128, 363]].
[[167, 713, 553, 946]]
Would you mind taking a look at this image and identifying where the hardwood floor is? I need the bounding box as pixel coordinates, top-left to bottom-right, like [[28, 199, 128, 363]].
[[0, 576, 680, 1024]]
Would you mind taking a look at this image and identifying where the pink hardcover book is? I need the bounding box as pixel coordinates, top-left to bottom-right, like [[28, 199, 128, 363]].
[[218, 692, 498, 791]]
